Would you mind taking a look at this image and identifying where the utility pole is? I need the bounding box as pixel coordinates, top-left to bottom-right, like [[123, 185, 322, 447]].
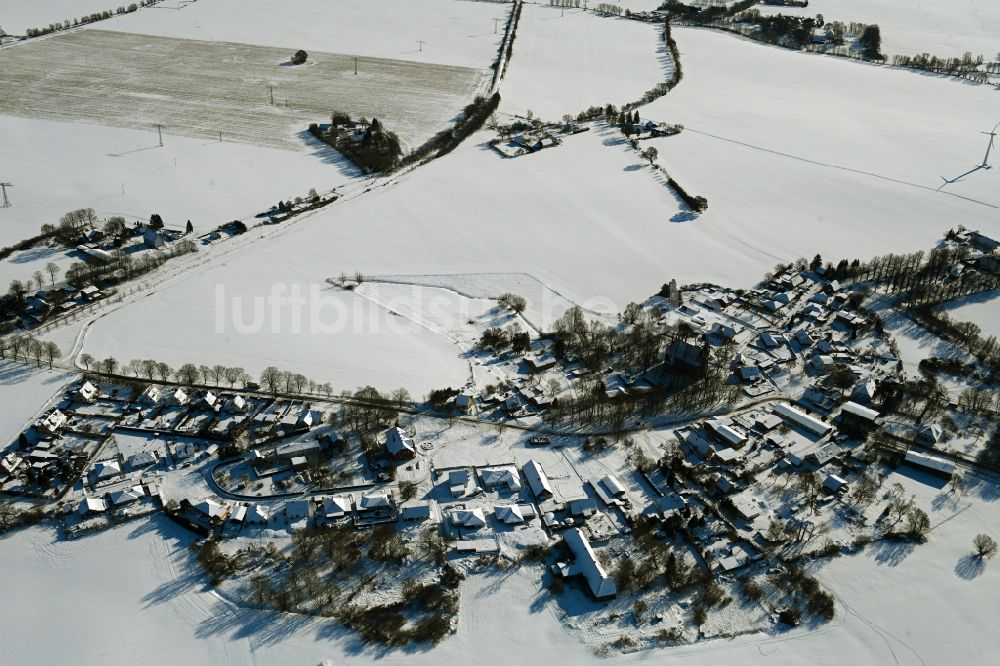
[[494, 18, 500, 34], [269, 85, 274, 105], [417, 40, 425, 52], [154, 123, 163, 147], [0, 182, 12, 208], [354, 57, 358, 75], [219, 131, 222, 142]]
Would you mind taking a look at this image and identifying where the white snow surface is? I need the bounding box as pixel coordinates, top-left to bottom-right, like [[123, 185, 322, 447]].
[[0, 115, 360, 249], [756, 0, 1000, 59], [639, 28, 1000, 276], [96, 0, 509, 69], [1, 0, 114, 34], [0, 362, 73, 447], [500, 4, 672, 120], [942, 289, 1000, 338]]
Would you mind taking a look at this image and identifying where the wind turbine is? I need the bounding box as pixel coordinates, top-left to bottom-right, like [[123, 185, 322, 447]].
[[979, 121, 998, 169], [938, 122, 998, 187]]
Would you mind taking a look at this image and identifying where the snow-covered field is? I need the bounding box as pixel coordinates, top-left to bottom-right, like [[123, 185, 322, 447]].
[[0, 29, 485, 151], [0, 115, 360, 250], [77, 264, 473, 397], [0, 362, 73, 447], [500, 4, 672, 119], [0, 0, 115, 34], [638, 28, 1000, 274], [95, 0, 509, 69], [942, 289, 1000, 338], [756, 0, 1000, 59]]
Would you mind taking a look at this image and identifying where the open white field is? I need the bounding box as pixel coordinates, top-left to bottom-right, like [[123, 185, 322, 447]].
[[0, 29, 485, 151], [85, 125, 715, 333], [942, 289, 1000, 338], [500, 4, 672, 120], [0, 115, 360, 251], [0, 0, 116, 34], [77, 268, 473, 397], [97, 0, 509, 70], [756, 0, 1000, 59], [0, 362, 73, 447], [637, 28, 1000, 270]]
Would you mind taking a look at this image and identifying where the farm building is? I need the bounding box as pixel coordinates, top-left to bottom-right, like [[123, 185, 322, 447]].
[[559, 528, 616, 599], [772, 403, 832, 437], [384, 426, 416, 460], [522, 460, 553, 499]]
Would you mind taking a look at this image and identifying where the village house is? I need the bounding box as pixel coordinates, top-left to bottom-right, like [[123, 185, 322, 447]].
[[522, 459, 553, 499], [384, 425, 416, 460], [450, 507, 487, 530], [557, 528, 616, 599], [141, 386, 163, 406], [172, 387, 190, 407], [78, 381, 99, 404], [39, 409, 69, 436]]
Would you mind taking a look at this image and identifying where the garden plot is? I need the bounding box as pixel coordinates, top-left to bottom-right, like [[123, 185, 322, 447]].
[[500, 4, 672, 120], [756, 0, 1000, 59], [0, 29, 485, 151], [942, 289, 1000, 338], [96, 0, 509, 70], [0, 115, 359, 250]]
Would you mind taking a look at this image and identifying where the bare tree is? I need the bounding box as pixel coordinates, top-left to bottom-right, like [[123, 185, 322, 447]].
[[224, 366, 244, 387], [156, 362, 172, 382], [973, 533, 998, 559], [42, 341, 61, 369], [176, 363, 200, 385], [79, 353, 94, 371], [211, 364, 226, 386], [100, 356, 118, 375], [260, 366, 282, 394], [45, 262, 60, 286], [141, 359, 158, 380]]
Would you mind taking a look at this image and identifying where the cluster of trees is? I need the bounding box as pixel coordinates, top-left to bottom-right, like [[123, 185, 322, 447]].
[[497, 292, 527, 314], [491, 0, 522, 88], [0, 335, 61, 368], [309, 93, 498, 172], [195, 538, 239, 586], [309, 115, 403, 173], [23, 2, 151, 37], [667, 176, 708, 213], [769, 566, 835, 622], [401, 92, 502, 166], [258, 365, 333, 396], [478, 324, 531, 353], [858, 24, 882, 59], [549, 0, 582, 7], [594, 3, 624, 16], [736, 9, 825, 49], [243, 524, 460, 646], [0, 499, 45, 534], [339, 385, 411, 433], [979, 430, 1000, 468], [661, 0, 757, 25], [40, 208, 99, 246], [891, 51, 993, 83]]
